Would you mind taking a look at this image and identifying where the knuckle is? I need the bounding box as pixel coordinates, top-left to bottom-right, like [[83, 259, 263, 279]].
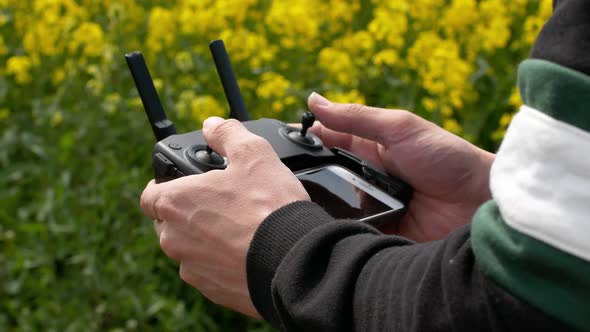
[[344, 103, 369, 116], [139, 192, 151, 215], [153, 193, 176, 219], [179, 264, 192, 284], [213, 119, 241, 138], [244, 135, 270, 151], [159, 231, 181, 260], [232, 135, 272, 161], [395, 109, 418, 126]]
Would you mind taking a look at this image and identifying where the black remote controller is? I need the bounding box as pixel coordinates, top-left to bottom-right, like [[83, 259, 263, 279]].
[[125, 40, 412, 222]]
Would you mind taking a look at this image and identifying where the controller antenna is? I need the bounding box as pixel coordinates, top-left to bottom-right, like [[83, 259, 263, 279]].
[[125, 51, 176, 141], [209, 40, 250, 121]]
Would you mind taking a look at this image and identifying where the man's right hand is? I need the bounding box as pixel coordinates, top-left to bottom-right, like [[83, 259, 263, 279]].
[[307, 92, 495, 242]]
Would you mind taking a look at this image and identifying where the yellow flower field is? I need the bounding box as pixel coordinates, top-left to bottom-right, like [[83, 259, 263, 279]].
[[0, 0, 551, 330]]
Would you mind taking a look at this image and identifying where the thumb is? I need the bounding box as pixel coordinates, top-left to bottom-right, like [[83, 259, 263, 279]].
[[307, 92, 418, 145], [202, 117, 275, 164]]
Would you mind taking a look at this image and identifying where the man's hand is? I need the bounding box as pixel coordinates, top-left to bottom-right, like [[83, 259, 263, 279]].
[[140, 117, 310, 318], [307, 93, 495, 242]]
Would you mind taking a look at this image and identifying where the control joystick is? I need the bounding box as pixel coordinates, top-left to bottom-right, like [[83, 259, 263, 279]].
[[193, 146, 228, 169], [284, 111, 323, 149]]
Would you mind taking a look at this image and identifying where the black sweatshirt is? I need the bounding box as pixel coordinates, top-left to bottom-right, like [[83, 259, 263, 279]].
[[246, 1, 590, 331], [247, 202, 572, 331]]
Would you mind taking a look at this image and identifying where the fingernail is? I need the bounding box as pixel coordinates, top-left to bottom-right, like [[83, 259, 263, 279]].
[[202, 116, 225, 134], [309, 92, 331, 108]]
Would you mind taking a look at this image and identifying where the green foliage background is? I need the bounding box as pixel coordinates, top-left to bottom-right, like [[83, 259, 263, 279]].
[[0, 0, 551, 331]]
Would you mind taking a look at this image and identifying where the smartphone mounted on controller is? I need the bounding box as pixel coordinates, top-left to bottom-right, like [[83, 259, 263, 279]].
[[125, 40, 412, 227]]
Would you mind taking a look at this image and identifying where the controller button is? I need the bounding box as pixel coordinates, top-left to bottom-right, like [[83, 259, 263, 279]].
[[169, 143, 182, 150]]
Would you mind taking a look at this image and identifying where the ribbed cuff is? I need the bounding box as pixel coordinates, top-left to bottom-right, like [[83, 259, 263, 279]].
[[246, 201, 336, 326]]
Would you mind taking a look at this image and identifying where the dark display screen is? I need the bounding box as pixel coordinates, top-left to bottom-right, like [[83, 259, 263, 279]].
[[297, 166, 395, 220]]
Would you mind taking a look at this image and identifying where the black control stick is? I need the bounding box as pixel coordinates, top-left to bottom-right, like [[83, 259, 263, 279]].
[[285, 111, 321, 148], [300, 111, 315, 137]]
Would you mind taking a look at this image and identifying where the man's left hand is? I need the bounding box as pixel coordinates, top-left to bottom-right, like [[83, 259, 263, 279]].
[[139, 117, 310, 318]]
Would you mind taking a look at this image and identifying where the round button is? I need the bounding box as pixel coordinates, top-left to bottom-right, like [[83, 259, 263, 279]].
[[169, 143, 182, 150]]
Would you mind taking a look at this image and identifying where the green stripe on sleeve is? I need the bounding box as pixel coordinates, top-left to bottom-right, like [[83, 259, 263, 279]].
[[518, 59, 590, 133], [471, 200, 590, 331]]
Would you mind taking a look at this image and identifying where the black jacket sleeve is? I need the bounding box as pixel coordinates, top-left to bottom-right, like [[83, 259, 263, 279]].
[[246, 201, 570, 331]]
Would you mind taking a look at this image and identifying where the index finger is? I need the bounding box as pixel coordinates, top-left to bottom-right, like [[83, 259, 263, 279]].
[[139, 178, 184, 222]]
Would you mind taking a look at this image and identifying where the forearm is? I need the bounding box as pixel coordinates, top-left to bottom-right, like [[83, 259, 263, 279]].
[[246, 201, 568, 331]]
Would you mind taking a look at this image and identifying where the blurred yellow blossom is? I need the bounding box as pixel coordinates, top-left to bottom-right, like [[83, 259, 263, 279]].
[[442, 0, 479, 36], [0, 108, 9, 121], [443, 118, 462, 135], [256, 72, 290, 99], [6, 55, 33, 84], [325, 90, 366, 105], [476, 0, 512, 52], [422, 98, 437, 112], [147, 7, 176, 54], [52, 68, 66, 86], [320, 1, 360, 34], [51, 111, 63, 127], [368, 3, 408, 49], [68, 22, 105, 57], [220, 29, 277, 68], [190, 95, 225, 124], [523, 0, 553, 46], [509, 88, 522, 110], [373, 49, 399, 67], [266, 1, 320, 50], [499, 113, 514, 127], [408, 32, 473, 109], [318, 48, 357, 86]]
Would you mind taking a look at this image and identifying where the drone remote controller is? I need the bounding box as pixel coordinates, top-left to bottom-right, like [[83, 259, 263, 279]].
[[125, 40, 412, 224]]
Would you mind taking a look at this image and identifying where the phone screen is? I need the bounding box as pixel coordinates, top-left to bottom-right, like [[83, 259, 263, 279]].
[[296, 165, 404, 221]]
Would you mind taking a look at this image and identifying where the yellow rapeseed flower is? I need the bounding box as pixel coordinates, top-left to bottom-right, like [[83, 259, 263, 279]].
[[190, 95, 225, 124], [509, 87, 522, 110], [325, 90, 366, 105], [68, 22, 105, 57], [368, 4, 408, 50], [220, 29, 277, 68], [523, 0, 552, 46], [256, 72, 290, 99], [408, 32, 473, 110], [266, 1, 320, 50], [147, 7, 176, 54], [6, 55, 33, 84], [318, 48, 357, 86], [373, 49, 399, 67], [319, 1, 360, 34], [443, 118, 462, 135], [52, 68, 66, 86], [422, 98, 437, 112], [442, 0, 478, 36]]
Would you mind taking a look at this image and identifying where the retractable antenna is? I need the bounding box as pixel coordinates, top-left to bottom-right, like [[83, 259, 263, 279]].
[[209, 40, 250, 121], [125, 51, 177, 141]]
